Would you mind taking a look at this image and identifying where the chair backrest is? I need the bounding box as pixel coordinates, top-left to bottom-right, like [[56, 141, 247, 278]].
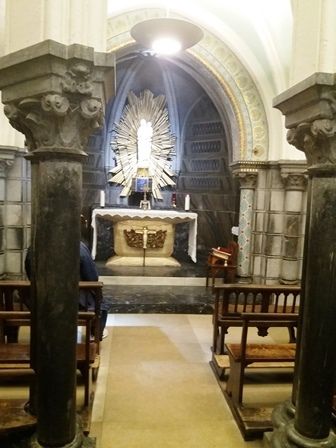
[[226, 240, 239, 266]]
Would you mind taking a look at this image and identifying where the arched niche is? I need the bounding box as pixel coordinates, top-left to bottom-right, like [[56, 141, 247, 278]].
[[96, 8, 269, 257], [105, 8, 269, 164]]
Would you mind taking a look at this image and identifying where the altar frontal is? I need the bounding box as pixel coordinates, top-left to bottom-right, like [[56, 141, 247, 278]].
[[91, 209, 198, 267]]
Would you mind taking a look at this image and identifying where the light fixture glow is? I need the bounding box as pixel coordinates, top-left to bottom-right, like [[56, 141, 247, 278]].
[[151, 37, 182, 55], [130, 18, 203, 54]]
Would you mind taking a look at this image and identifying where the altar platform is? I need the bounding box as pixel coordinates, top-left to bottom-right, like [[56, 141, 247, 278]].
[[96, 257, 215, 314]]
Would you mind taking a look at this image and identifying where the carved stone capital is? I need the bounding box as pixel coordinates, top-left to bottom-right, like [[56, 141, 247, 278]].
[[235, 172, 258, 189], [0, 40, 114, 158], [274, 73, 336, 173], [0, 145, 20, 177], [281, 173, 307, 191], [230, 160, 263, 189]]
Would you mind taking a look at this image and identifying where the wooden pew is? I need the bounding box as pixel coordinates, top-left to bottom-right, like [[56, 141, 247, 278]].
[[210, 283, 300, 380], [225, 313, 298, 404], [223, 312, 298, 440], [0, 280, 104, 346], [0, 310, 99, 407]]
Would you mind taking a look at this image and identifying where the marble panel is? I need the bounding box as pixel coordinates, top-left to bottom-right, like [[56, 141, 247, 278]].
[[0, 253, 4, 275], [6, 179, 22, 202], [270, 190, 284, 211], [0, 179, 4, 201], [255, 212, 265, 231], [285, 215, 300, 237], [252, 255, 263, 276], [19, 179, 28, 202], [25, 204, 31, 225], [0, 227, 3, 251], [281, 259, 300, 283], [6, 227, 23, 249], [265, 234, 282, 256], [266, 213, 284, 234], [253, 233, 263, 254], [103, 284, 214, 314], [0, 206, 3, 226], [26, 159, 31, 178], [7, 156, 22, 178], [283, 236, 300, 258], [96, 217, 114, 261], [257, 170, 267, 188], [284, 191, 305, 212], [25, 227, 31, 246], [4, 204, 23, 226], [266, 257, 282, 278], [5, 251, 21, 274], [192, 193, 238, 213], [270, 168, 284, 188], [196, 210, 236, 249], [255, 189, 266, 210]]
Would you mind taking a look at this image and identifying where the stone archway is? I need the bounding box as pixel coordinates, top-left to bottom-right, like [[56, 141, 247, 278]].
[[106, 8, 269, 164], [102, 9, 271, 265]]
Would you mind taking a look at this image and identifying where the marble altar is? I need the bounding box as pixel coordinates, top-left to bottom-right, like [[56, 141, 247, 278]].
[[91, 208, 198, 266]]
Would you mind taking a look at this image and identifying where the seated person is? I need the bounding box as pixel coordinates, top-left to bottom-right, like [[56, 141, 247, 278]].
[[79, 240, 110, 340], [25, 241, 110, 340]]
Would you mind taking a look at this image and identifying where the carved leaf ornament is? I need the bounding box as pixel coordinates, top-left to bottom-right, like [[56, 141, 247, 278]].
[[109, 89, 176, 200], [3, 62, 103, 153]]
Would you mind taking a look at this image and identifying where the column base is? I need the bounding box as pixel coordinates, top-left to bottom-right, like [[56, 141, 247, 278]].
[[271, 421, 336, 448], [23, 421, 96, 448], [236, 275, 252, 284], [272, 399, 296, 430]]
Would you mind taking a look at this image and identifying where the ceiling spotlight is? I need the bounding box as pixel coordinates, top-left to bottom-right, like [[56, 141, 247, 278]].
[[130, 18, 203, 55], [152, 37, 182, 55]]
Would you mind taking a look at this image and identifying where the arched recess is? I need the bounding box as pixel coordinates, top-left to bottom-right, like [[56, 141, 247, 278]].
[[101, 8, 269, 258], [105, 8, 269, 164]]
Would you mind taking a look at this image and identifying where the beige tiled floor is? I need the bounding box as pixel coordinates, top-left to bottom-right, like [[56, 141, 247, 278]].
[[90, 314, 292, 448]]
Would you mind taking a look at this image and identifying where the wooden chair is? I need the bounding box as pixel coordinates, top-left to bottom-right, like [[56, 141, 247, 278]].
[[222, 312, 298, 440], [225, 312, 298, 405], [206, 241, 238, 288], [210, 283, 300, 380]]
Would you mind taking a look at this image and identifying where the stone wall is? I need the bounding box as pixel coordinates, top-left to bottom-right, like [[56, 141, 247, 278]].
[[249, 161, 307, 284], [0, 146, 31, 279]]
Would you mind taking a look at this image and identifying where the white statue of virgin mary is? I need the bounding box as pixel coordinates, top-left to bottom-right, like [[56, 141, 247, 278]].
[[137, 118, 153, 169]]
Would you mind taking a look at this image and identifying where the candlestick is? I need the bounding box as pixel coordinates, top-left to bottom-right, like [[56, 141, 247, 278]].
[[100, 190, 105, 208], [184, 194, 190, 211]]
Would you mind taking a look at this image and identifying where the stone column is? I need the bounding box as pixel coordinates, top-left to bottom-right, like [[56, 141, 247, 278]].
[[271, 73, 336, 447], [0, 40, 113, 447], [232, 166, 258, 280], [279, 168, 307, 284]]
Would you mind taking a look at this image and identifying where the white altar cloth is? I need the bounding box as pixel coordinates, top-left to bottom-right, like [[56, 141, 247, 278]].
[[91, 208, 198, 262]]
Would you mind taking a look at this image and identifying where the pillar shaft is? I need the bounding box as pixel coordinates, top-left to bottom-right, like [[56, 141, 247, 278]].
[[0, 40, 113, 447], [33, 157, 82, 444], [272, 73, 336, 447], [231, 163, 258, 280], [280, 171, 307, 284], [295, 171, 336, 437]]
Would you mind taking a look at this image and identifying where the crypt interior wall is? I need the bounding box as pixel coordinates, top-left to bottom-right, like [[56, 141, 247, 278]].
[[94, 52, 240, 261]]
